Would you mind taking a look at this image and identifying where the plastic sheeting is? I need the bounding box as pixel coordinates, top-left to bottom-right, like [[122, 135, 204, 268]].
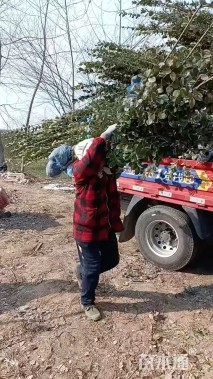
[[46, 144, 73, 177]]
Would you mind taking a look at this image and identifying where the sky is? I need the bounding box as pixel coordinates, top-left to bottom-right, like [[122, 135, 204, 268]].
[[0, 0, 146, 129]]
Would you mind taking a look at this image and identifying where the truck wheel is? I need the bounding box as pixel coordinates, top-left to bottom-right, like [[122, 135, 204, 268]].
[[135, 205, 198, 271]]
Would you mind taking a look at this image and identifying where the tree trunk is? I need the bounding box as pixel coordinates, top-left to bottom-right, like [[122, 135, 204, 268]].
[[25, 0, 50, 129]]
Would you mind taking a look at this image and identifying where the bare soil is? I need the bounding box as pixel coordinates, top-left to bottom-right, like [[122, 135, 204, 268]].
[[0, 180, 212, 379]]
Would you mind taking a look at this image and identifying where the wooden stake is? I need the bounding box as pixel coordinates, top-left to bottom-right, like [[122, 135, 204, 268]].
[[21, 156, 25, 173]]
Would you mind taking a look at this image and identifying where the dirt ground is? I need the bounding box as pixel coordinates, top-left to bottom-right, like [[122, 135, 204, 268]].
[[0, 179, 212, 379]]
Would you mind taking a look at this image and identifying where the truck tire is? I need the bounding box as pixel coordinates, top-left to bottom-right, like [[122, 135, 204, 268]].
[[135, 205, 198, 271]]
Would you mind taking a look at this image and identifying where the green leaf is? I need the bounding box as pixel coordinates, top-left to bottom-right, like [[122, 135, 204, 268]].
[[200, 74, 209, 81], [167, 59, 174, 67], [182, 70, 191, 79], [145, 69, 152, 77], [193, 91, 203, 101], [147, 113, 155, 125], [203, 50, 212, 59], [158, 62, 165, 68], [157, 88, 163, 94], [158, 94, 169, 104], [170, 72, 176, 82], [180, 88, 187, 97], [189, 97, 196, 109], [160, 68, 171, 76], [166, 86, 173, 95], [148, 77, 156, 83], [173, 90, 180, 99], [175, 96, 182, 105], [158, 111, 167, 120]]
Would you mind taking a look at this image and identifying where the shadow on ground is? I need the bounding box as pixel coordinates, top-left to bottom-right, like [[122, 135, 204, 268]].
[[0, 279, 212, 316], [98, 283, 213, 314], [182, 243, 213, 275], [0, 212, 60, 231], [0, 280, 75, 315]]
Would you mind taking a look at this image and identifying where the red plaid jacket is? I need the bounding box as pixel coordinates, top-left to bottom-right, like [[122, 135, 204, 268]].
[[72, 137, 123, 242]]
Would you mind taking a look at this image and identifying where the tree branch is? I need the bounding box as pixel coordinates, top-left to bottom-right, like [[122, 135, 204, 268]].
[[25, 0, 50, 129]]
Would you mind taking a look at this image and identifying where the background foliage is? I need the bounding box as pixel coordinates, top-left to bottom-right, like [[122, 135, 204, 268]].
[[5, 0, 213, 170]]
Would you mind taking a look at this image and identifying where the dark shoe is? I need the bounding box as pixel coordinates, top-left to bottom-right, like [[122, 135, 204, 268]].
[[83, 305, 102, 321], [75, 263, 82, 289]]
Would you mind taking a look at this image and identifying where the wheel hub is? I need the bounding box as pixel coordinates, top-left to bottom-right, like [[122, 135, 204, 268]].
[[146, 221, 179, 258], [159, 230, 171, 243]]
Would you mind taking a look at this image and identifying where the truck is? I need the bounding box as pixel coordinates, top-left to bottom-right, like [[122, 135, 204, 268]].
[[117, 157, 213, 271]]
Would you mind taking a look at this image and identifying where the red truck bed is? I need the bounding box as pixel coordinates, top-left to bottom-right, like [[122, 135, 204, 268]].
[[117, 158, 213, 211]]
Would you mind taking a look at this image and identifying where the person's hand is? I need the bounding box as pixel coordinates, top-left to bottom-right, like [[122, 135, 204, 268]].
[[100, 124, 117, 140]]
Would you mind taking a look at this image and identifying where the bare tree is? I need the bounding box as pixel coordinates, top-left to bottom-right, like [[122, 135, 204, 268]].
[[25, 0, 50, 128], [64, 0, 75, 110], [0, 0, 141, 130]]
